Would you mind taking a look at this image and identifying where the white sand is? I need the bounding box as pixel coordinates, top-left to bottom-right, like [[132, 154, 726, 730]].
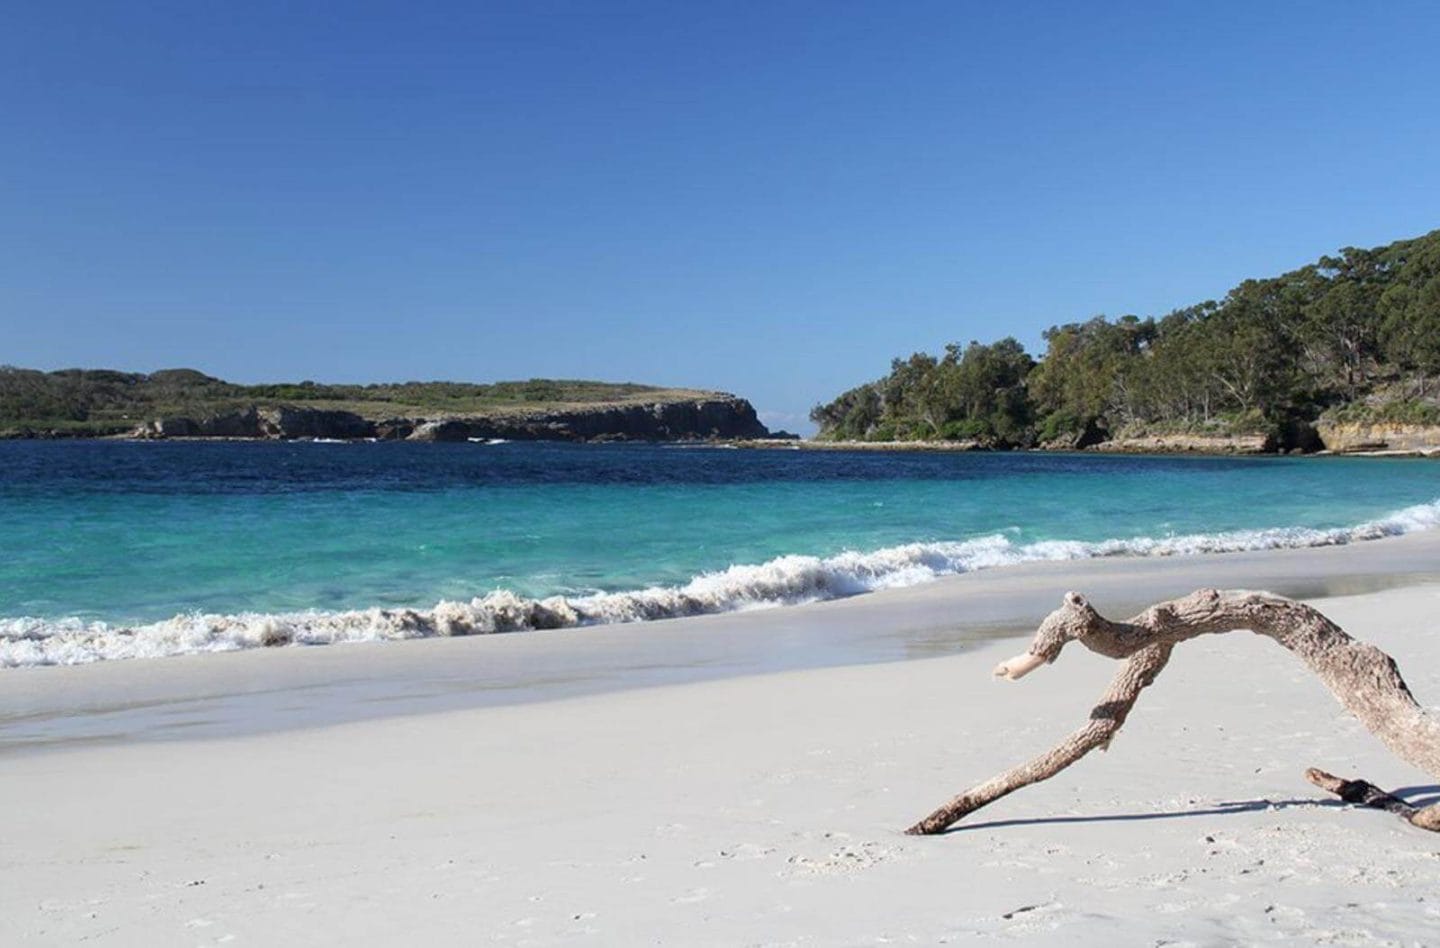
[[4, 558, 1440, 944]]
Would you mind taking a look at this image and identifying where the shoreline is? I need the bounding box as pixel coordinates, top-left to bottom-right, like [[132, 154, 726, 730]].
[[4, 579, 1439, 943], [6, 485, 1439, 668], [5, 527, 1439, 752], [735, 437, 1440, 458], [9, 433, 1440, 457]]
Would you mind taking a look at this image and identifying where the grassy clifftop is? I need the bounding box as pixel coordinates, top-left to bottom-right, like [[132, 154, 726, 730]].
[[0, 367, 723, 437]]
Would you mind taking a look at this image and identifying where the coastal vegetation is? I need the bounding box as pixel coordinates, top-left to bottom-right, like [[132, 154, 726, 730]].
[[0, 370, 718, 438], [812, 228, 1440, 449]]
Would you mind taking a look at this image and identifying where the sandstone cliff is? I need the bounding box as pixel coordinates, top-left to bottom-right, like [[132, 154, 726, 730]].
[[1087, 433, 1276, 455], [1315, 422, 1440, 455]]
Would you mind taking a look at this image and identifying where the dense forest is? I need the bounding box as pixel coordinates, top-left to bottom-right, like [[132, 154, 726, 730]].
[[0, 369, 711, 437], [812, 229, 1440, 448]]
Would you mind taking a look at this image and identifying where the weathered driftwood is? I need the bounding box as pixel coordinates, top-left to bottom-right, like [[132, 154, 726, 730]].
[[1304, 768, 1440, 831], [906, 588, 1440, 835]]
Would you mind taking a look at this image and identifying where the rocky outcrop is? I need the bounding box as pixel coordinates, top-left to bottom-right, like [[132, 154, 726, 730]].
[[130, 397, 771, 443], [373, 418, 417, 441], [256, 407, 373, 439], [1316, 422, 1440, 455], [132, 408, 264, 439], [1089, 432, 1276, 455], [766, 438, 988, 452], [403, 397, 770, 443], [1039, 420, 1109, 451], [132, 407, 373, 440], [405, 420, 476, 443]]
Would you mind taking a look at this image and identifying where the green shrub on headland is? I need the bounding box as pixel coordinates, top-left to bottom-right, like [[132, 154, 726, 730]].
[[1322, 398, 1440, 427], [813, 228, 1440, 448]]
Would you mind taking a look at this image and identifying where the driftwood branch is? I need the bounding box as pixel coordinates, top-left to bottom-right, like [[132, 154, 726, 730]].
[[906, 588, 1440, 835], [1304, 768, 1440, 831]]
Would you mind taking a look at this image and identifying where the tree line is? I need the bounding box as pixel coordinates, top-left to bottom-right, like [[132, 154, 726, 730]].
[[811, 228, 1440, 446]]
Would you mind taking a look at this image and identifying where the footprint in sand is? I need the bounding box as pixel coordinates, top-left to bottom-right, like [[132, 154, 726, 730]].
[[781, 840, 899, 877], [697, 843, 776, 868], [997, 900, 1068, 933]]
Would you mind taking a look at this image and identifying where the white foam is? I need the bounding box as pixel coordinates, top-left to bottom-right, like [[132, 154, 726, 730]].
[[4, 499, 1438, 668]]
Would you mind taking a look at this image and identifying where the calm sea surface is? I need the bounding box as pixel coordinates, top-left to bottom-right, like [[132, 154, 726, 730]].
[[2, 441, 1437, 664]]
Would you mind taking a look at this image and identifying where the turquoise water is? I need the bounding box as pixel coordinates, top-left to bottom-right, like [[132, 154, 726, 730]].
[[2, 442, 1437, 665]]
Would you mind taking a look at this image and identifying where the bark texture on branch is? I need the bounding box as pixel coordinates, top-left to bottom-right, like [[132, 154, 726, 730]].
[[906, 588, 1440, 835]]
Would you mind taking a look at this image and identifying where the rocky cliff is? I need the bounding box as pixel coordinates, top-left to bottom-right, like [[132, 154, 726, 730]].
[[1314, 422, 1440, 455], [129, 397, 772, 443], [133, 407, 375, 440], [1088, 432, 1277, 455]]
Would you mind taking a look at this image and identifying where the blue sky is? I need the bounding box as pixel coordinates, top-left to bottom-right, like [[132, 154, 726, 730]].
[[3, 1, 1439, 433]]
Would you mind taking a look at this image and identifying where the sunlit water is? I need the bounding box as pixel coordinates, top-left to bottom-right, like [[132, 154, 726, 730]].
[[2, 441, 1436, 665]]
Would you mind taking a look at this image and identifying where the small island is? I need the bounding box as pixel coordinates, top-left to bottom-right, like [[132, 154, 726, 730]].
[[0, 371, 778, 443]]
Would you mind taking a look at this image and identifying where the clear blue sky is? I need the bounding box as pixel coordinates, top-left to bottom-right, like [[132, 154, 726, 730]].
[[4, 1, 1439, 433]]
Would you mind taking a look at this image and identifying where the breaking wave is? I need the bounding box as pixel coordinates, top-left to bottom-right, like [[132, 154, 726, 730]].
[[5, 499, 1439, 668]]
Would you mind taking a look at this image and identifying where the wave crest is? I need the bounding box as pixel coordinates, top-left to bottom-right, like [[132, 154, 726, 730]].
[[5, 499, 1438, 668]]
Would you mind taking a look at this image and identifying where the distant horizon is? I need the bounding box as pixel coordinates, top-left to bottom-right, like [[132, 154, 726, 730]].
[[5, 1, 1440, 436]]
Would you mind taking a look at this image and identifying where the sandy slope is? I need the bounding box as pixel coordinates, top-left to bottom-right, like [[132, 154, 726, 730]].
[[4, 583, 1440, 946]]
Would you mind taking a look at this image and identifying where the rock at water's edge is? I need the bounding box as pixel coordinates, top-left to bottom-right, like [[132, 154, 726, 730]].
[[1316, 422, 1440, 454], [130, 396, 772, 443]]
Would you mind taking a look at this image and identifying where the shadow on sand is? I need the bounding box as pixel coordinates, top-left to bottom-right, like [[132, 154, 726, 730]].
[[948, 796, 1368, 834], [948, 784, 1440, 833]]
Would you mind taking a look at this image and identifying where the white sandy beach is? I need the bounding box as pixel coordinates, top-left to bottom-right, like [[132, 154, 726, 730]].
[[5, 538, 1440, 945]]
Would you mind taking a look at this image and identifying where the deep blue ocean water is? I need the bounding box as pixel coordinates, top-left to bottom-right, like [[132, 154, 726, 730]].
[[2, 441, 1437, 665]]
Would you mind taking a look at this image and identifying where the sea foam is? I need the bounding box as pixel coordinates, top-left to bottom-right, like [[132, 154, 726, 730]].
[[4, 498, 1439, 668]]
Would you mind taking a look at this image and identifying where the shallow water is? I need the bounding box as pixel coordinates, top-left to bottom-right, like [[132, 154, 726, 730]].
[[2, 441, 1437, 664]]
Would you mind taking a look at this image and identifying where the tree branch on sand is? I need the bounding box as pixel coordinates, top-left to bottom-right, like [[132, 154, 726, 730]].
[[906, 588, 1440, 835]]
